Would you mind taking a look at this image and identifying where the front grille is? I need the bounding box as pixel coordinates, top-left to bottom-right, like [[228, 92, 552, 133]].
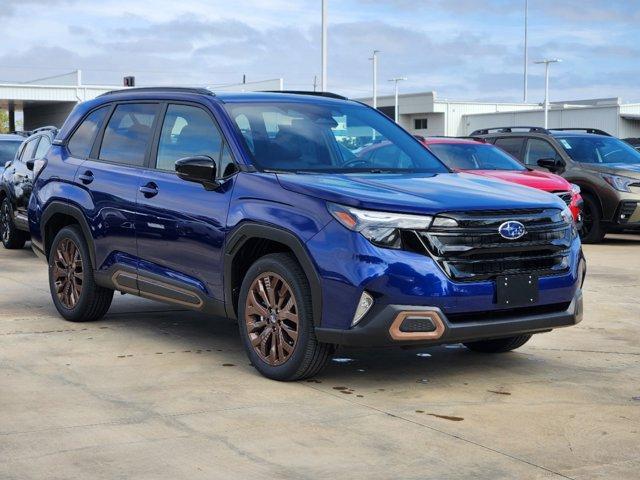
[[409, 208, 573, 282], [554, 191, 572, 206]]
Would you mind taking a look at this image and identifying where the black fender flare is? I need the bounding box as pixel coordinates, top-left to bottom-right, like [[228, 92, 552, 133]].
[[41, 201, 96, 266], [223, 222, 323, 325]]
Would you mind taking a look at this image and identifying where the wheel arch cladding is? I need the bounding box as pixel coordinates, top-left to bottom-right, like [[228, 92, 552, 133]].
[[224, 222, 323, 326], [41, 202, 96, 267]]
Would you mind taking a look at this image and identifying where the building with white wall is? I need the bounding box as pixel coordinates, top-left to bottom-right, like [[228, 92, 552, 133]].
[[359, 92, 640, 139], [359, 91, 536, 137]]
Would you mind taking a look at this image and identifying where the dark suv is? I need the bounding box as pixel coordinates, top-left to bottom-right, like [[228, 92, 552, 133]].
[[472, 127, 640, 243], [1, 127, 56, 249], [29, 89, 585, 380]]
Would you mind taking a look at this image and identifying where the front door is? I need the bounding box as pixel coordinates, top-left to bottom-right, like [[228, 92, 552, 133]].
[[135, 103, 236, 308]]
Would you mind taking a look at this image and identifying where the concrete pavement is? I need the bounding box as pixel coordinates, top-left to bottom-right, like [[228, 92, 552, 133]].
[[0, 236, 639, 479]]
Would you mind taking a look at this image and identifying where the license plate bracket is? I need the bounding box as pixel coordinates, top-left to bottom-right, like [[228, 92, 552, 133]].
[[496, 274, 539, 307]]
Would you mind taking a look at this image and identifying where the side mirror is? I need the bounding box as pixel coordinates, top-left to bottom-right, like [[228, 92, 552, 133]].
[[26, 159, 35, 171], [175, 156, 218, 188], [537, 158, 563, 172]]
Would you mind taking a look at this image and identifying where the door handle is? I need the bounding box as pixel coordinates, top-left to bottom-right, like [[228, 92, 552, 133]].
[[78, 171, 94, 184], [139, 182, 159, 198]]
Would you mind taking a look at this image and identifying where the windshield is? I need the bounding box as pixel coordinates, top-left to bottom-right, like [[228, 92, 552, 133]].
[[428, 143, 526, 171], [556, 136, 640, 165], [0, 140, 21, 167], [224, 101, 448, 173]]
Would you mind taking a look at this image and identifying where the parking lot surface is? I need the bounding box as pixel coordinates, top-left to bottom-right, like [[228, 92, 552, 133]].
[[1, 236, 639, 480]]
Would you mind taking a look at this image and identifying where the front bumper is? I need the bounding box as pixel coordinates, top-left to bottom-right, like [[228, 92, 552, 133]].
[[315, 288, 583, 347]]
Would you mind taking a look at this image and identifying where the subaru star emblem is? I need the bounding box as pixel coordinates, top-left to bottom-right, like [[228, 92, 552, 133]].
[[498, 221, 526, 240]]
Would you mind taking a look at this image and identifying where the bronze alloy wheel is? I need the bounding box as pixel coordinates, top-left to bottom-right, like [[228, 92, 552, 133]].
[[244, 272, 299, 366], [52, 238, 84, 309], [0, 202, 10, 243]]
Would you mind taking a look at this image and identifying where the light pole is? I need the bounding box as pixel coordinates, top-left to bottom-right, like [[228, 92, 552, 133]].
[[321, 0, 327, 91], [389, 77, 407, 123], [370, 50, 380, 109], [523, 0, 528, 102], [534, 59, 561, 129]]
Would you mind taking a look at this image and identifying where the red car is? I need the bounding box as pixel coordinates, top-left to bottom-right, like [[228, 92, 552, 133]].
[[420, 137, 583, 222]]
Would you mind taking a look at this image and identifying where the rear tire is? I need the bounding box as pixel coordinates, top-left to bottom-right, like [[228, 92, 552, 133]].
[[238, 253, 335, 381], [464, 334, 532, 353], [579, 193, 605, 244], [1, 198, 28, 249], [49, 225, 113, 322]]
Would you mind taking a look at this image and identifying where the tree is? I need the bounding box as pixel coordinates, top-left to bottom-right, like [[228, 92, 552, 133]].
[[0, 109, 8, 134]]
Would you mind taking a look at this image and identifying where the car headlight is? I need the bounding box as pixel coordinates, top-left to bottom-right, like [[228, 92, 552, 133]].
[[328, 203, 432, 249], [561, 206, 574, 225], [570, 183, 581, 195], [602, 174, 638, 193]]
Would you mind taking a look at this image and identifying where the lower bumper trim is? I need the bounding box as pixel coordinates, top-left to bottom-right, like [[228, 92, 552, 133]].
[[315, 289, 583, 347]]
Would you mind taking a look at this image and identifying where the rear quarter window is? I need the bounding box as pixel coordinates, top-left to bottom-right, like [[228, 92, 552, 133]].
[[68, 106, 110, 158]]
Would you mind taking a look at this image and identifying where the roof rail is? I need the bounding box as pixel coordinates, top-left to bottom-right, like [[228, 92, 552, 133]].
[[263, 90, 348, 100], [99, 87, 215, 97], [32, 126, 58, 134], [470, 126, 550, 135], [549, 127, 611, 136]]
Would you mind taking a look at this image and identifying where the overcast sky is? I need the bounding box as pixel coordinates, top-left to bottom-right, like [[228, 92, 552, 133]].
[[0, 0, 638, 102]]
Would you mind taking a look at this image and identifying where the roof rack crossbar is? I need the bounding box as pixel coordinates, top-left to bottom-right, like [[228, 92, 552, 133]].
[[262, 90, 348, 100], [549, 128, 611, 136], [470, 126, 550, 135], [99, 87, 215, 97]]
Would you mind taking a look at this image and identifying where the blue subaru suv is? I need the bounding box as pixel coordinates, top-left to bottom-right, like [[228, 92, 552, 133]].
[[29, 88, 585, 380]]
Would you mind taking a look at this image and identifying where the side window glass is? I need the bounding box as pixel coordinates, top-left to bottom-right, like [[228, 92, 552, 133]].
[[21, 138, 39, 162], [156, 104, 223, 172], [234, 113, 255, 155], [99, 103, 158, 166], [34, 136, 51, 159], [494, 137, 524, 160], [525, 139, 559, 166], [68, 106, 109, 159], [219, 142, 238, 178]]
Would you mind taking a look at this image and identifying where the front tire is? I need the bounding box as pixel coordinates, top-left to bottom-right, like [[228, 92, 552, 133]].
[[49, 225, 113, 322], [1, 198, 28, 249], [238, 253, 334, 381], [579, 193, 605, 244], [464, 334, 532, 353]]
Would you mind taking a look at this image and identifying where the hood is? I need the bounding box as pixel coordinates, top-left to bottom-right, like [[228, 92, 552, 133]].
[[276, 172, 566, 215], [577, 162, 640, 179], [464, 169, 571, 192]]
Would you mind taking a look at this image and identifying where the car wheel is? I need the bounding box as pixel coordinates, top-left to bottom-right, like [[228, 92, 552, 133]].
[[238, 253, 335, 381], [0, 198, 28, 249], [463, 334, 532, 353], [49, 225, 114, 322], [579, 193, 605, 244]]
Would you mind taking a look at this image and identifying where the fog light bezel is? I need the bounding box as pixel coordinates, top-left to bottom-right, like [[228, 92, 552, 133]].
[[351, 291, 374, 327]]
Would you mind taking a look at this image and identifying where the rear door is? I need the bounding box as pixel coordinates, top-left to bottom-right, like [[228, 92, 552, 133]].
[[493, 136, 526, 162], [135, 102, 237, 305], [76, 102, 159, 275]]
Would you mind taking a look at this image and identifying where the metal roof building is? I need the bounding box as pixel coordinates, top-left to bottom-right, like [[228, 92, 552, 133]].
[[359, 91, 640, 138]]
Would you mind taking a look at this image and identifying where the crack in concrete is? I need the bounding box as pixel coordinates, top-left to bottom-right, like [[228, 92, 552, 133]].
[[304, 384, 577, 480]]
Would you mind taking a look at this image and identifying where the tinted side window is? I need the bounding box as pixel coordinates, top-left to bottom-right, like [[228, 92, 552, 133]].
[[494, 137, 525, 160], [68, 106, 109, 158], [156, 104, 223, 172], [524, 139, 560, 166], [21, 138, 39, 162], [100, 103, 158, 166], [34, 136, 51, 159]]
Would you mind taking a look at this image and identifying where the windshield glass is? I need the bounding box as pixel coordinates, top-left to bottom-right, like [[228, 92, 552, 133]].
[[224, 101, 448, 173], [0, 140, 21, 167], [428, 143, 526, 171], [556, 136, 640, 165]]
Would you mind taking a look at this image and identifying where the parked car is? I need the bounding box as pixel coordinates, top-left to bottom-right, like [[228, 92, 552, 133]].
[[0, 127, 56, 249], [623, 138, 640, 152], [29, 89, 585, 380], [472, 127, 640, 243], [0, 133, 24, 173], [420, 137, 582, 223]]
